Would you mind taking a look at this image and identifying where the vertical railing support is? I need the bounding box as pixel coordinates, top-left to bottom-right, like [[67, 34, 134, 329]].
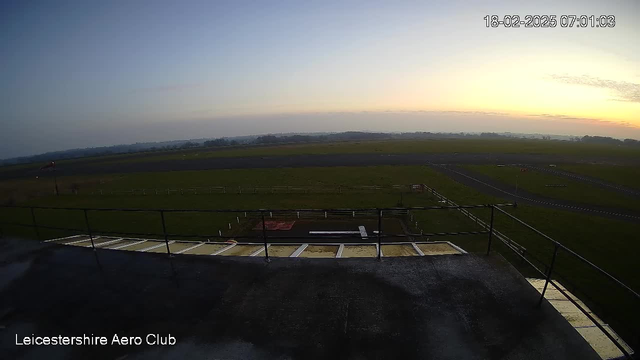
[[538, 244, 559, 307], [486, 206, 495, 255], [377, 209, 382, 260], [160, 210, 171, 256], [83, 209, 96, 251], [261, 212, 269, 262], [30, 207, 41, 241]]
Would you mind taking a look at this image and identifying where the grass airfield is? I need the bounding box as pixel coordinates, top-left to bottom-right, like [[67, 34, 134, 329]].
[[1, 138, 639, 349]]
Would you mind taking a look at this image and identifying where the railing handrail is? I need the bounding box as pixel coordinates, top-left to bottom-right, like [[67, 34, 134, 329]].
[[1, 200, 635, 357], [492, 205, 640, 301], [0, 203, 514, 212]]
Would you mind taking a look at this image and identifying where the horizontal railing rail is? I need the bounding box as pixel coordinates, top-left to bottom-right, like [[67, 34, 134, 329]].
[[88, 184, 420, 196], [489, 207, 637, 358], [0, 203, 513, 212], [1, 200, 636, 358]]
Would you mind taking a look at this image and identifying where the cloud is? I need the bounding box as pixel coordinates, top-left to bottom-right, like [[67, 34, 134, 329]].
[[525, 113, 637, 128], [549, 74, 640, 103], [308, 110, 511, 117]]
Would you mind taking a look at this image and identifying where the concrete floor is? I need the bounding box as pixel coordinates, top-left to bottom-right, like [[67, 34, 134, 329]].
[[0, 237, 600, 360]]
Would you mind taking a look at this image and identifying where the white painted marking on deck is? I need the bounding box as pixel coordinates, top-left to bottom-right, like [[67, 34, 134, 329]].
[[89, 238, 123, 248], [112, 240, 147, 249], [359, 226, 368, 239], [412, 243, 425, 256], [446, 241, 467, 254], [140, 241, 174, 252], [336, 244, 344, 258], [211, 243, 236, 255], [44, 234, 84, 242], [290, 244, 308, 257], [250, 244, 270, 256], [309, 231, 360, 235], [65, 236, 101, 245], [176, 242, 205, 254]]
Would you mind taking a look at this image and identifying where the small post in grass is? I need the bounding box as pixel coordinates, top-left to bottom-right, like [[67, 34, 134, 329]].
[[83, 209, 96, 251]]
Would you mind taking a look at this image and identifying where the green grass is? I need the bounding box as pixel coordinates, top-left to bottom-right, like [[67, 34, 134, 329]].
[[3, 165, 637, 289], [1, 164, 638, 346], [82, 166, 438, 189], [463, 165, 640, 212], [559, 164, 640, 191], [107, 138, 640, 164], [4, 138, 636, 172]]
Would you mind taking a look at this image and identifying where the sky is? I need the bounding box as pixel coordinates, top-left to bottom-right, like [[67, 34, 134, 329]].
[[1, 0, 639, 158]]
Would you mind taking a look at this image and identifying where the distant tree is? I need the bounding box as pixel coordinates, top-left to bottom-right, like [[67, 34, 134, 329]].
[[581, 136, 622, 145], [255, 135, 279, 144], [180, 141, 200, 149], [204, 138, 233, 147]]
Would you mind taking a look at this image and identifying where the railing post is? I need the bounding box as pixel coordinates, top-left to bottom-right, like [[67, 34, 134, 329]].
[[261, 211, 269, 262], [160, 210, 171, 256], [486, 206, 495, 255], [83, 209, 96, 251], [377, 209, 382, 260], [538, 244, 559, 307], [30, 207, 41, 240]]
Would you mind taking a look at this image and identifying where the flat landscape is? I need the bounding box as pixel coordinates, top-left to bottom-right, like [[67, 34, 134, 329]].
[[3, 138, 640, 180], [1, 137, 639, 352]]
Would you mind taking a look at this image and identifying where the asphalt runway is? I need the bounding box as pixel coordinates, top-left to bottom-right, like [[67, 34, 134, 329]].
[[429, 164, 640, 223], [3, 152, 640, 179]]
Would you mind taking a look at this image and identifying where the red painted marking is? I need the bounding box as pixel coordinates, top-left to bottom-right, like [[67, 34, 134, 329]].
[[253, 221, 295, 231]]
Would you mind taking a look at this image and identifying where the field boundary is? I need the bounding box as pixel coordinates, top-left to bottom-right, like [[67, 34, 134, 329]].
[[88, 184, 421, 196]]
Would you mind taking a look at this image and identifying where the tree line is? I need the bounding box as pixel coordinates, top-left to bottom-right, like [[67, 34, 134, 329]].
[[2, 131, 639, 166]]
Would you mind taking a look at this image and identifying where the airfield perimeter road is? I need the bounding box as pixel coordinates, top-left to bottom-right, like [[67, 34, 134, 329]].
[[3, 152, 640, 180], [429, 164, 640, 223]]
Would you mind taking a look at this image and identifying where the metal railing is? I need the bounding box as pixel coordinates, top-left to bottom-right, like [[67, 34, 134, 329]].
[[487, 207, 638, 359], [0, 201, 637, 358], [0, 204, 507, 259], [416, 184, 637, 358], [88, 184, 418, 196]]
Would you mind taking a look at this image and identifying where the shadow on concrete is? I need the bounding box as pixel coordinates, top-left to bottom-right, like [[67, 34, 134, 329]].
[[0, 238, 599, 360]]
